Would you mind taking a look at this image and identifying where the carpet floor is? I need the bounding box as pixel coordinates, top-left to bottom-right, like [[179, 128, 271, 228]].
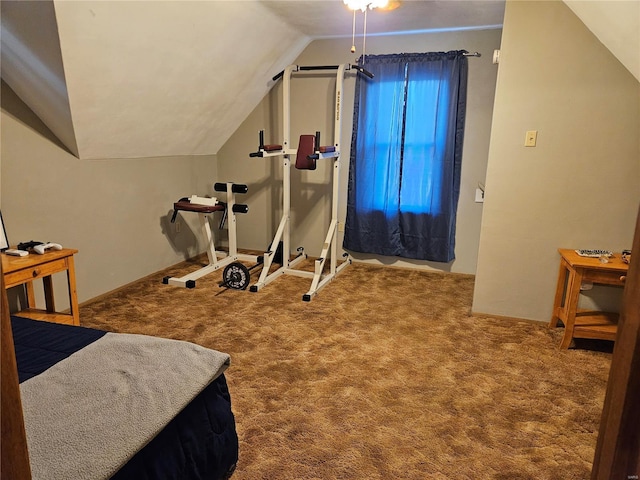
[[79, 256, 612, 479]]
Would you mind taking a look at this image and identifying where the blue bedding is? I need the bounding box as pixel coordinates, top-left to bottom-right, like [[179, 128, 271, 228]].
[[12, 316, 238, 480]]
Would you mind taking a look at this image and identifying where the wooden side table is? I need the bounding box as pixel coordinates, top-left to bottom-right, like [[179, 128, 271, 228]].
[[2, 248, 79, 326], [549, 248, 628, 349]]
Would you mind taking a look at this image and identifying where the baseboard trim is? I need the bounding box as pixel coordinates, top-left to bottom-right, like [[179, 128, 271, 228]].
[[470, 311, 547, 325]]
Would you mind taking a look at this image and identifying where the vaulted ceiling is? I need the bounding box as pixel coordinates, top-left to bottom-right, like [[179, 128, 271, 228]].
[[1, 1, 638, 160]]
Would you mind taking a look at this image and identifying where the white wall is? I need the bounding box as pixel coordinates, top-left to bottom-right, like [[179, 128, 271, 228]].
[[218, 28, 503, 275], [1, 82, 217, 309], [472, 0, 640, 321]]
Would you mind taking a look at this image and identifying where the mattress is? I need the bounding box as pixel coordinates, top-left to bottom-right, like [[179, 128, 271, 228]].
[[12, 315, 238, 480]]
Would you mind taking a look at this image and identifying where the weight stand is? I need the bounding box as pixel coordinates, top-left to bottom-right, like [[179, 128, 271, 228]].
[[249, 64, 353, 301], [162, 182, 260, 288]]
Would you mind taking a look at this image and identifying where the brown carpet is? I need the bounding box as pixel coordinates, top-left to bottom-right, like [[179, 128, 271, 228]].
[[79, 256, 612, 479]]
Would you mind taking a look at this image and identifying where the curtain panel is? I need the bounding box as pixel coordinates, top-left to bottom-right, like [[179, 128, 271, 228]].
[[343, 51, 468, 262]]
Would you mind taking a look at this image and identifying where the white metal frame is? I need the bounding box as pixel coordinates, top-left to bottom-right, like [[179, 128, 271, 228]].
[[164, 183, 260, 288], [250, 64, 351, 301]]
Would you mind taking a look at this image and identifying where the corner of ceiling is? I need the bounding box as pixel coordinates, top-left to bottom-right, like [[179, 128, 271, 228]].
[[1, 0, 79, 157], [563, 0, 640, 82]]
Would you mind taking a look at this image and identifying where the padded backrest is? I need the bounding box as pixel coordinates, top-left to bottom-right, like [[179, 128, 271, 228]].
[[295, 135, 316, 170]]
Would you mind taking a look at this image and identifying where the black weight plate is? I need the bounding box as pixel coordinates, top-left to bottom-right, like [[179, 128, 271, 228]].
[[223, 262, 250, 290]]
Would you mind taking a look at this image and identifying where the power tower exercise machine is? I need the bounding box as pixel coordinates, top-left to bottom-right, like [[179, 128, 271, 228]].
[[249, 63, 371, 301], [162, 182, 262, 289]]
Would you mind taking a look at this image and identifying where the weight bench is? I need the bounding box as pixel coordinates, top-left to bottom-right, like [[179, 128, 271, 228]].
[[162, 182, 260, 289]]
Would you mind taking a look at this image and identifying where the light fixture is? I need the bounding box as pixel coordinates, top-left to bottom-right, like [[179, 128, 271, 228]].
[[344, 0, 390, 60], [343, 0, 389, 12]]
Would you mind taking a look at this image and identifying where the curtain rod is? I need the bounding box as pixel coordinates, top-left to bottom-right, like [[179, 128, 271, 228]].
[[463, 52, 481, 57]]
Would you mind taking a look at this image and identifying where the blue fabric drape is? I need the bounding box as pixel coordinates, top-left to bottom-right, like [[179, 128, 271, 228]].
[[343, 51, 468, 262]]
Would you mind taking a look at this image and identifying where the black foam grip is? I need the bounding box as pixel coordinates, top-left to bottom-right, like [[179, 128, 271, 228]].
[[232, 204, 249, 214], [213, 182, 228, 192], [361, 68, 374, 79], [352, 65, 374, 79], [300, 65, 338, 72], [232, 184, 248, 194], [249, 152, 263, 157]]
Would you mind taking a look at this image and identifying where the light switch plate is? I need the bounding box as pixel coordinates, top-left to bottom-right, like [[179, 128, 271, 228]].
[[525, 130, 537, 147]]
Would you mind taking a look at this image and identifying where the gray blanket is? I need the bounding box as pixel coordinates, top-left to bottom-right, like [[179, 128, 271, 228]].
[[20, 332, 230, 480]]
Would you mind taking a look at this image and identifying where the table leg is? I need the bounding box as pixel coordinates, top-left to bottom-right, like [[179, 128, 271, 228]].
[[66, 256, 80, 326], [43, 276, 56, 313], [25, 281, 36, 309], [549, 258, 569, 328], [559, 267, 583, 349]]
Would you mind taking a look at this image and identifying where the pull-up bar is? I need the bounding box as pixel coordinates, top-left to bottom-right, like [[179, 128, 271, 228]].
[[272, 63, 373, 82]]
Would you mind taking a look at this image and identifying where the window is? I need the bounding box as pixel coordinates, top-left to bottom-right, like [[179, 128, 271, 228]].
[[343, 52, 468, 262]]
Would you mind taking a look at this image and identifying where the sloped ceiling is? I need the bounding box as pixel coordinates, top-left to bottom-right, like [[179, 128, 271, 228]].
[[563, 0, 639, 83], [1, 0, 79, 156], [2, 1, 311, 159], [0, 0, 504, 160], [1, 1, 637, 160]]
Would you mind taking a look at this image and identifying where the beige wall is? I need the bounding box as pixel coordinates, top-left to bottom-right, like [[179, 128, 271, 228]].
[[1, 82, 217, 309], [218, 28, 503, 275], [472, 0, 640, 321]]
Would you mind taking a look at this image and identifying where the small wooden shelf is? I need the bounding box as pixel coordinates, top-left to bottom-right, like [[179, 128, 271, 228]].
[[10, 309, 77, 326], [572, 311, 619, 341]]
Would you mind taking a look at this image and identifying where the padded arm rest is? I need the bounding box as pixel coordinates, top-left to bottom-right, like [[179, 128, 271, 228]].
[[263, 144, 282, 152]]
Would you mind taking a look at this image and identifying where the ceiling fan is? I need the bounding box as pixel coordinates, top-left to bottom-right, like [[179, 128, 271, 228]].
[[343, 0, 401, 56], [343, 0, 401, 12]]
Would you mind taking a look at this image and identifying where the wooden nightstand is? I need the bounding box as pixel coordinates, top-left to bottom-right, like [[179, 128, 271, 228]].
[[2, 248, 79, 325], [549, 248, 628, 349]]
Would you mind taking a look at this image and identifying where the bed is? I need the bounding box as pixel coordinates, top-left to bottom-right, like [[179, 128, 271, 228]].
[[8, 314, 238, 480]]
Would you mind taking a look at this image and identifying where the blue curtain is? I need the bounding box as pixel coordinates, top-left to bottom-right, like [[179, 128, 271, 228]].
[[343, 51, 468, 262]]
